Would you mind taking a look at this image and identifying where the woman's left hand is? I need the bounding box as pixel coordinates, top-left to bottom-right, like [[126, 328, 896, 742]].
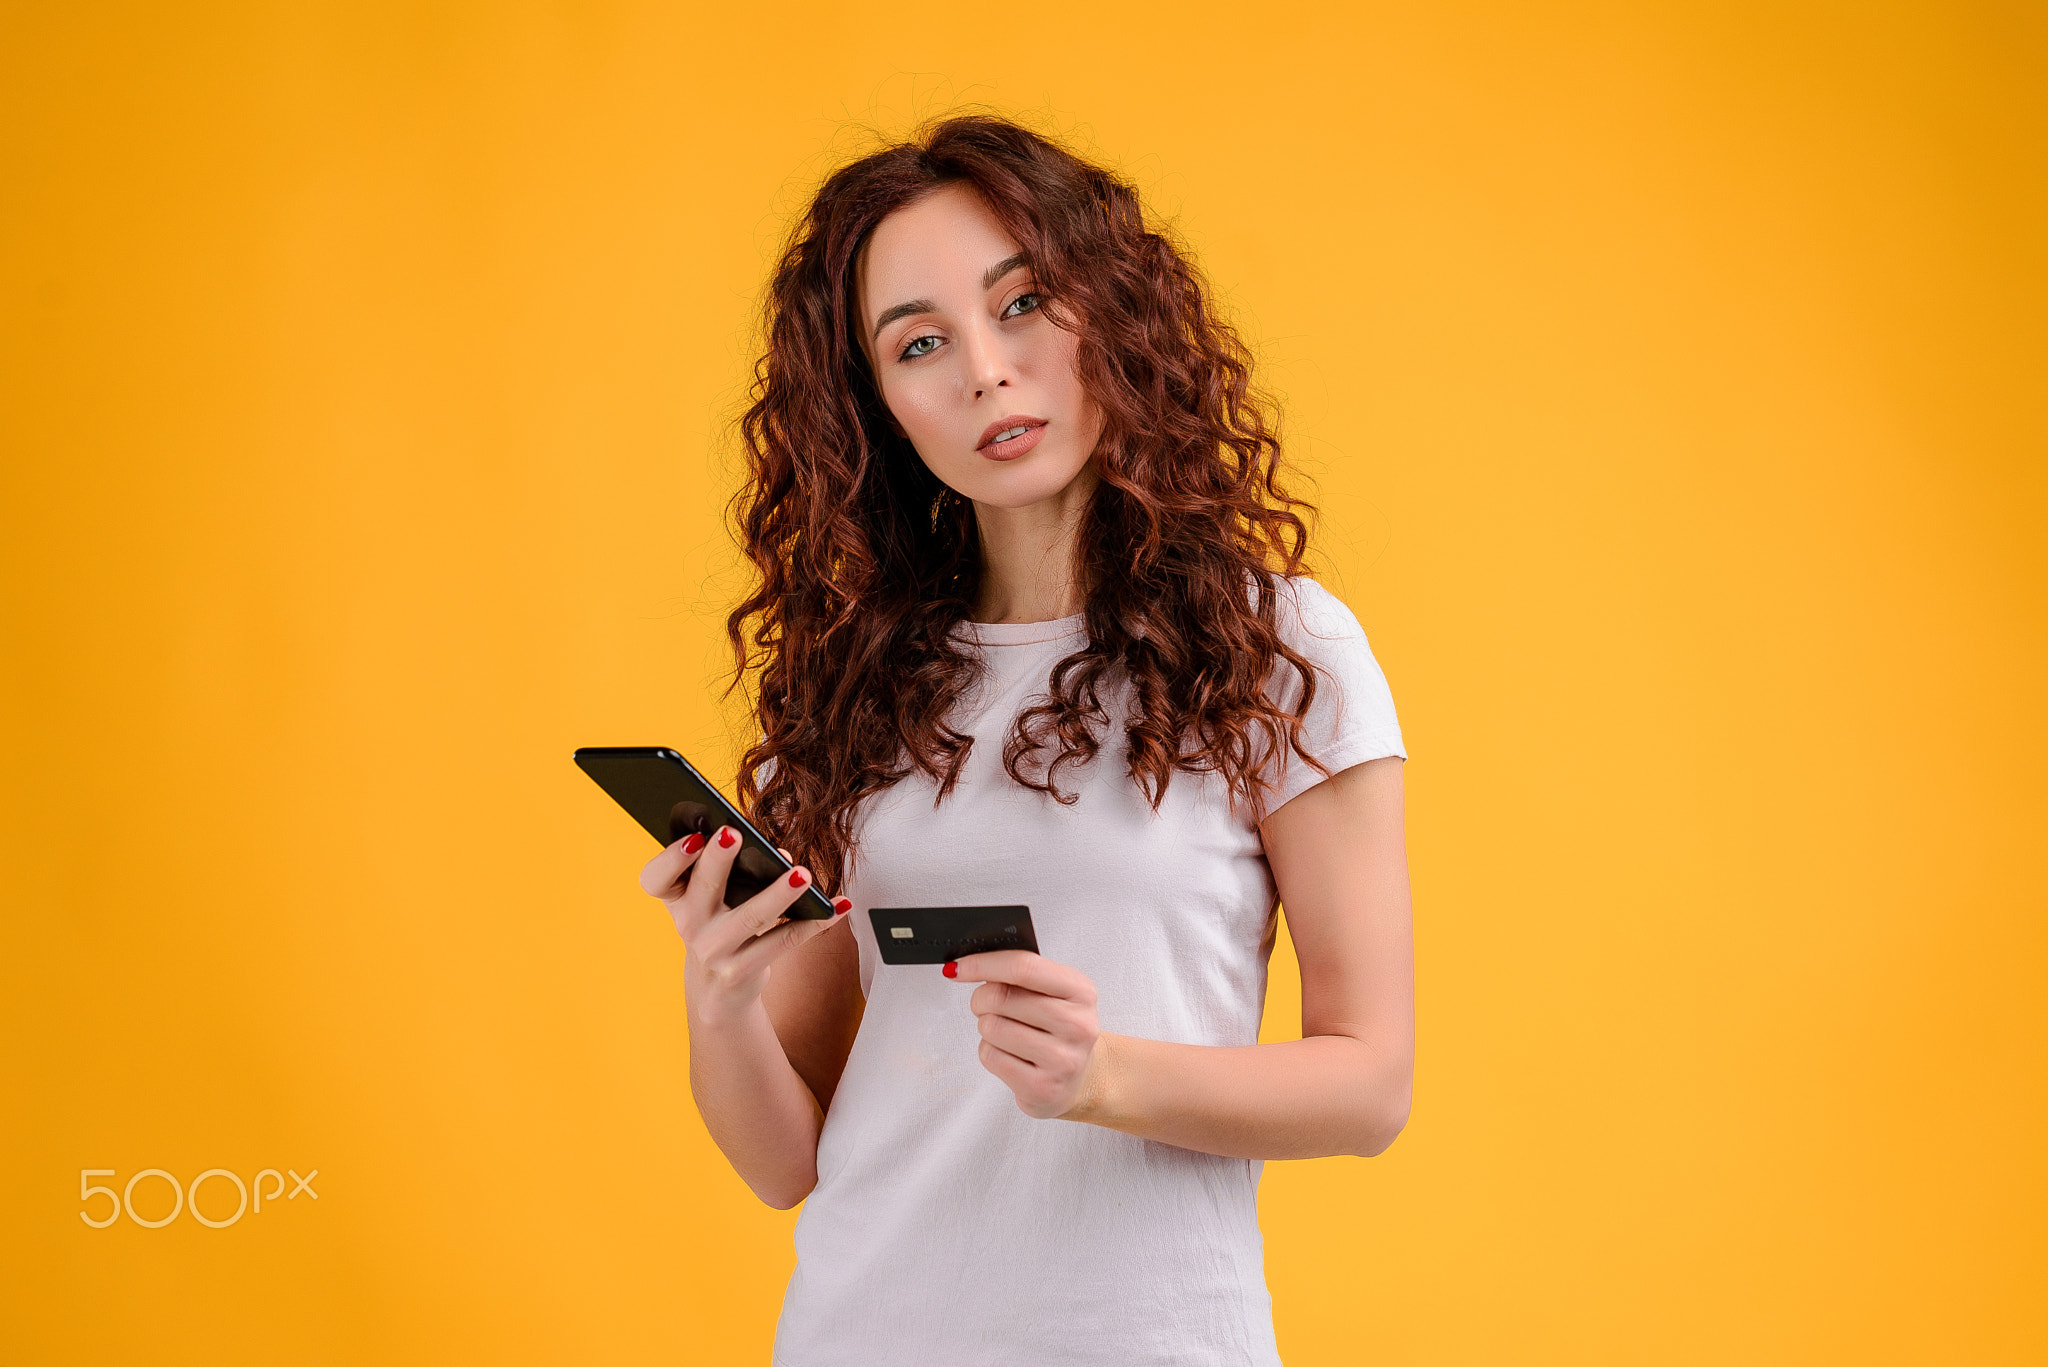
[[948, 951, 1106, 1120]]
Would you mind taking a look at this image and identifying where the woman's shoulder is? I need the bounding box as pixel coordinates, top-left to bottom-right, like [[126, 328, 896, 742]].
[[1262, 574, 1407, 773], [1269, 574, 1370, 649], [1263, 573, 1399, 712]]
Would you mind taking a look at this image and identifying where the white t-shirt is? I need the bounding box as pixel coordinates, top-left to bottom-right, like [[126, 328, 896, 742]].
[[772, 577, 1405, 1367]]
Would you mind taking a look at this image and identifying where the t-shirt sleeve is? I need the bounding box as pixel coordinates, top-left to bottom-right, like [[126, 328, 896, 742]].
[[1261, 576, 1407, 810]]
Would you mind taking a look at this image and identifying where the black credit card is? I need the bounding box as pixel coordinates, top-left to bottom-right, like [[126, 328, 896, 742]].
[[868, 906, 1037, 964]]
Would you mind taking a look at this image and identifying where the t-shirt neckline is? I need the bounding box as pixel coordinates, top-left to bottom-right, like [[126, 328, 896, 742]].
[[953, 613, 1087, 647]]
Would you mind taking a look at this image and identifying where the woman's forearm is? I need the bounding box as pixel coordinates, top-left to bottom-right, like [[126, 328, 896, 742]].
[[686, 993, 824, 1208], [642, 829, 854, 1210], [1067, 1031, 1412, 1161]]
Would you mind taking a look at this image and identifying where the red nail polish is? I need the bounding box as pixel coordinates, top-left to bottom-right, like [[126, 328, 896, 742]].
[[717, 828, 737, 849], [833, 898, 851, 915], [942, 961, 958, 979], [787, 868, 807, 888], [681, 833, 706, 855]]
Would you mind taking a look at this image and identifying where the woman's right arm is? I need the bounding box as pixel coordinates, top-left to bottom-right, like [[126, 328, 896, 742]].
[[639, 828, 862, 1209]]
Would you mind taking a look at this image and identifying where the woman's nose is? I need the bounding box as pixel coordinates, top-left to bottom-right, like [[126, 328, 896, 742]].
[[959, 320, 1015, 399]]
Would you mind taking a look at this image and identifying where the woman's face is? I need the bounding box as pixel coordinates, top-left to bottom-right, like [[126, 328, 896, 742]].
[[857, 183, 1104, 511]]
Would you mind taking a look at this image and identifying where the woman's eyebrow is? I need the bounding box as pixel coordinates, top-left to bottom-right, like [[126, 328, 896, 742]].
[[871, 298, 936, 341], [981, 253, 1029, 289], [869, 255, 1030, 341]]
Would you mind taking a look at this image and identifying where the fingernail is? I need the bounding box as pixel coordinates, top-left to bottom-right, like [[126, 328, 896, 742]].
[[787, 868, 808, 888], [942, 961, 958, 979], [681, 833, 706, 855], [833, 897, 851, 915], [717, 828, 737, 849]]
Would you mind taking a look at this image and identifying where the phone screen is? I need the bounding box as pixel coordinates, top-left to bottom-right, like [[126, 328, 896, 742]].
[[573, 747, 836, 919]]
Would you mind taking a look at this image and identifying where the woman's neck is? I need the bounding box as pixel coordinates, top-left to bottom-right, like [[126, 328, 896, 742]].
[[969, 466, 1099, 624]]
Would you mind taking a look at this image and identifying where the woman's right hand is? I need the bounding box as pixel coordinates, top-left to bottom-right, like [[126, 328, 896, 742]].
[[639, 826, 851, 1026]]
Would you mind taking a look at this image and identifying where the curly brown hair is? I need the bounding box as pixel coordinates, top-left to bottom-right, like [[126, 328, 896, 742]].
[[729, 115, 1327, 890]]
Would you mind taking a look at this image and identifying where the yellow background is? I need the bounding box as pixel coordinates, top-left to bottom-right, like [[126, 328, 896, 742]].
[[3, 2, 2043, 1362]]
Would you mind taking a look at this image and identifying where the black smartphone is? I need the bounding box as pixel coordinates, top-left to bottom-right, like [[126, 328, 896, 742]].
[[867, 906, 1038, 965], [573, 746, 836, 920]]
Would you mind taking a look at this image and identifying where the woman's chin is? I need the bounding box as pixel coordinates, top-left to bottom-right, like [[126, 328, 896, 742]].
[[949, 456, 1095, 513]]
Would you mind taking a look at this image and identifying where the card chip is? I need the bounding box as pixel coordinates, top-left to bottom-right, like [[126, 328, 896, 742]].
[[890, 926, 914, 939]]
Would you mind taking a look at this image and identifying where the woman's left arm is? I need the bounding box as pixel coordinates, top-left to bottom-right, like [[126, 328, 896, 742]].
[[954, 755, 1413, 1160]]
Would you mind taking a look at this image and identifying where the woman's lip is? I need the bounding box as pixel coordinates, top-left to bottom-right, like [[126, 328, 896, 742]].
[[978, 421, 1047, 461], [976, 415, 1046, 448]]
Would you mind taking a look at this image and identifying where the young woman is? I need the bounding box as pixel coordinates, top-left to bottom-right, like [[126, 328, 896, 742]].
[[636, 116, 1413, 1366]]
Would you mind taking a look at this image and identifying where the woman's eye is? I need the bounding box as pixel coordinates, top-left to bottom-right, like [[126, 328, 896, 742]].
[[899, 334, 941, 360], [1003, 292, 1042, 319]]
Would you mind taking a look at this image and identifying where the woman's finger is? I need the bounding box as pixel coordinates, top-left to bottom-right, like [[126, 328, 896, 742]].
[[638, 831, 708, 899], [724, 897, 853, 974], [948, 950, 1096, 1005], [642, 832, 716, 940], [676, 825, 746, 923], [695, 864, 817, 958], [968, 981, 1083, 1035], [977, 1038, 1039, 1088], [975, 1010, 1060, 1066]]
